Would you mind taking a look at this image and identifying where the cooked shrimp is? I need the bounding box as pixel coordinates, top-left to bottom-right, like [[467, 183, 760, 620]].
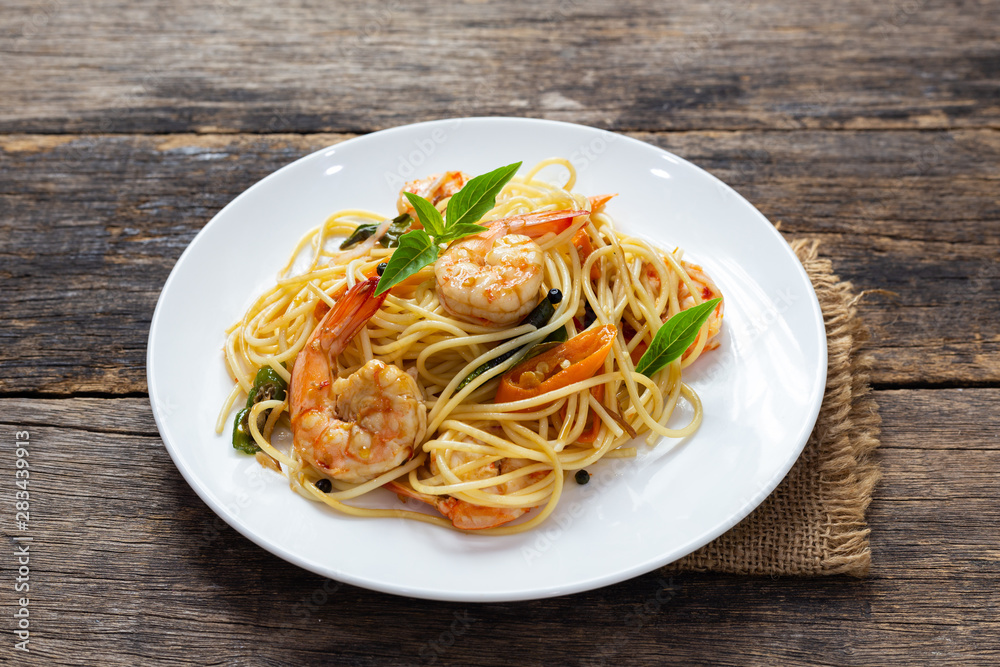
[[435, 209, 589, 327], [397, 171, 469, 220], [677, 262, 723, 346], [386, 457, 542, 530], [290, 277, 427, 484], [641, 259, 724, 350], [435, 225, 544, 327]]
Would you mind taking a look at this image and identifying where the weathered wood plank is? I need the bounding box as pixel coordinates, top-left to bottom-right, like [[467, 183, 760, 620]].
[[2, 130, 996, 393], [0, 133, 351, 393], [879, 388, 1000, 451], [637, 129, 1000, 386], [0, 389, 998, 665], [0, 0, 997, 134]]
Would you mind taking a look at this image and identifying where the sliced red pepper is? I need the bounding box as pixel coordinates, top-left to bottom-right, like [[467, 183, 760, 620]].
[[572, 228, 602, 281], [495, 324, 617, 404], [629, 341, 647, 366], [567, 196, 614, 281]]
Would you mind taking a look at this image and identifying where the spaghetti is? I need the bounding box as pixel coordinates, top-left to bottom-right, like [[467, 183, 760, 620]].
[[216, 158, 724, 534]]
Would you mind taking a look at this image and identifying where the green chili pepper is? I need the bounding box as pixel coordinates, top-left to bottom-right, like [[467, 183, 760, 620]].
[[339, 213, 412, 250], [456, 290, 564, 391], [520, 291, 558, 329], [232, 408, 259, 455], [339, 223, 378, 250], [542, 325, 569, 344], [380, 213, 412, 247], [246, 366, 287, 407], [232, 365, 288, 455]]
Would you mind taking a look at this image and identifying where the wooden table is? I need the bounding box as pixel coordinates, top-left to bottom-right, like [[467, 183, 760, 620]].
[[2, 1, 997, 664]]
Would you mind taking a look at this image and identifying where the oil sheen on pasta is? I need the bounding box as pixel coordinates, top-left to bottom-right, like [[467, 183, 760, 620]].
[[216, 158, 724, 534]]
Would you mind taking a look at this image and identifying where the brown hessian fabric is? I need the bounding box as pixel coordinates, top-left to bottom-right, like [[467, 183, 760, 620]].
[[668, 239, 882, 576]]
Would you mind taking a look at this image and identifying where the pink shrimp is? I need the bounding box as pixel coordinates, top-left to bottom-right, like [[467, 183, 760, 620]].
[[289, 278, 427, 484], [396, 171, 470, 222], [434, 209, 589, 327], [640, 260, 724, 351], [385, 458, 542, 530]]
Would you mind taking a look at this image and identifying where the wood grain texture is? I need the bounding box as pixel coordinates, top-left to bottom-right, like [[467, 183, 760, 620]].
[[1, 0, 998, 663], [2, 129, 996, 393], [0, 0, 997, 134], [0, 389, 997, 666]]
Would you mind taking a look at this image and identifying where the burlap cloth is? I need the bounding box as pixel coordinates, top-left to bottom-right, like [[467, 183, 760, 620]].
[[667, 239, 881, 576]]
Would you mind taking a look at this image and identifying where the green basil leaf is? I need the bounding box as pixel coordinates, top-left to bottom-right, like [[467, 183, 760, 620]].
[[635, 298, 722, 377], [436, 222, 488, 245], [375, 164, 520, 297], [374, 230, 439, 296], [403, 192, 445, 237], [445, 162, 521, 229]]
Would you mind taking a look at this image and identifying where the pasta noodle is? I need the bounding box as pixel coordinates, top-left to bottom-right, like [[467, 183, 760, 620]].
[[217, 158, 724, 534]]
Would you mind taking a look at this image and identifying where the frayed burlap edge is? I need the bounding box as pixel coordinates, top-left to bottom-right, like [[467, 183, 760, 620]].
[[665, 239, 882, 576]]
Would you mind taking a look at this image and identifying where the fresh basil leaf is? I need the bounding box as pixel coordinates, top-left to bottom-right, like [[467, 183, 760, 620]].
[[456, 295, 562, 390], [436, 222, 488, 245], [374, 164, 521, 297], [446, 162, 522, 229], [403, 192, 445, 237], [635, 298, 722, 377], [374, 230, 439, 295]]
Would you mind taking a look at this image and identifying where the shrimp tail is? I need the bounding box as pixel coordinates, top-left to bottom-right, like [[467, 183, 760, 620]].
[[312, 277, 388, 358], [290, 276, 387, 423], [384, 480, 529, 531], [497, 209, 590, 238], [437, 498, 528, 530]]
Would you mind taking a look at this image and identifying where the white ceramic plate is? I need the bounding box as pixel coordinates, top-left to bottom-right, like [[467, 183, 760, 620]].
[[148, 118, 826, 602]]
